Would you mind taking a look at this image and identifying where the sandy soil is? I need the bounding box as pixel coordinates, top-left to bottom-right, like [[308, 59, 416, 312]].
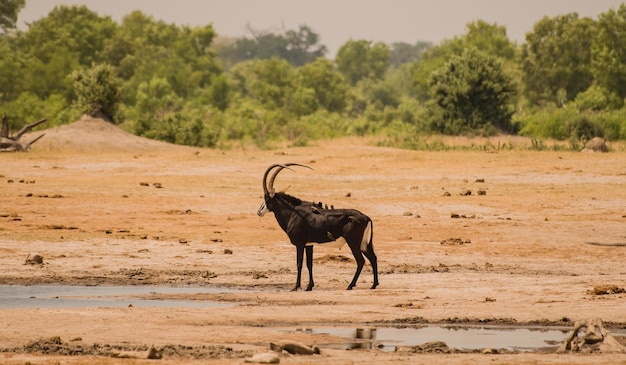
[[1, 117, 626, 364]]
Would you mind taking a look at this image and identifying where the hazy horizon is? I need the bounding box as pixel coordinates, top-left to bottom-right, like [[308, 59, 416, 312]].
[[19, 0, 625, 55]]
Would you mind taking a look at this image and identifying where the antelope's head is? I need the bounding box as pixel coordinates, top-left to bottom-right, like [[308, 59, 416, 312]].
[[257, 163, 312, 217]]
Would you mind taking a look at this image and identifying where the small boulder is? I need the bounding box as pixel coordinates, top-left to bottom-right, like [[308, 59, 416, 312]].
[[25, 252, 44, 265], [582, 137, 608, 153]]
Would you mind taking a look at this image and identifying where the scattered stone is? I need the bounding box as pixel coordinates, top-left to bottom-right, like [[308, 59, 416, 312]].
[[475, 178, 485, 183], [402, 211, 413, 216], [401, 341, 457, 353], [179, 238, 188, 244], [484, 297, 496, 302], [153, 182, 163, 188], [245, 352, 280, 364], [147, 346, 163, 359], [460, 189, 472, 196], [477, 189, 487, 195], [393, 302, 414, 308], [252, 271, 268, 279], [139, 182, 149, 186], [442, 191, 451, 197], [451, 213, 475, 219], [587, 285, 626, 295], [224, 249, 233, 254], [582, 137, 608, 153], [25, 252, 44, 265], [270, 340, 319, 355], [345, 192, 351, 197], [440, 238, 470, 245]]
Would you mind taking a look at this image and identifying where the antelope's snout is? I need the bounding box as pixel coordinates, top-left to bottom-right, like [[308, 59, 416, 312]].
[[257, 201, 269, 217]]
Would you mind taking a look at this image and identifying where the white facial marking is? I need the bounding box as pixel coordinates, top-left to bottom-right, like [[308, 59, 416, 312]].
[[257, 201, 269, 217]]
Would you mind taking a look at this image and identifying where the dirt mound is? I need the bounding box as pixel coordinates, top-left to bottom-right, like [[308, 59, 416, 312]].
[[26, 115, 179, 152]]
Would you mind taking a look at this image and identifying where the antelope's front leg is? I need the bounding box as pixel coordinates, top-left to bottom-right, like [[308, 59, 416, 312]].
[[292, 244, 305, 291], [305, 245, 314, 291]]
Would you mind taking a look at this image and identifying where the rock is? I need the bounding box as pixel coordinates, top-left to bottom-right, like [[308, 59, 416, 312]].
[[245, 352, 280, 363], [402, 341, 456, 353], [147, 346, 163, 359], [441, 238, 470, 245], [582, 137, 608, 153], [270, 340, 320, 355], [25, 252, 44, 265]]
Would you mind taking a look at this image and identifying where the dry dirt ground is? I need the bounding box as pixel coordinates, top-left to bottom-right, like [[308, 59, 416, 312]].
[[1, 117, 626, 364]]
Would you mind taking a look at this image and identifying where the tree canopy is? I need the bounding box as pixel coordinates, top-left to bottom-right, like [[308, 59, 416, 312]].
[[2, 4, 626, 148]]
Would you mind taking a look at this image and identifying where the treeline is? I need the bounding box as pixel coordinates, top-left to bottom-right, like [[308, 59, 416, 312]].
[[1, 2, 626, 149]]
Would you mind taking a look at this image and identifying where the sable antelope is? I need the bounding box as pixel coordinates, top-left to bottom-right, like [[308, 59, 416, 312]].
[[257, 163, 379, 291]]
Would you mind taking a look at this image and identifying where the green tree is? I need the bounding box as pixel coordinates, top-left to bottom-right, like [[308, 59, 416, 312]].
[[12, 5, 117, 101], [216, 24, 326, 67], [237, 58, 295, 110], [335, 40, 389, 85], [0, 0, 25, 33], [592, 4, 626, 102], [412, 20, 516, 101], [520, 13, 594, 105], [389, 41, 432, 67], [69, 63, 122, 121], [20, 5, 117, 67], [428, 47, 516, 135], [463, 20, 516, 60], [101, 11, 222, 109], [296, 58, 349, 113]]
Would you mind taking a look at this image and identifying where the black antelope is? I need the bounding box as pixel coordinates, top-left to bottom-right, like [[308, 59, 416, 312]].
[[257, 163, 379, 291]]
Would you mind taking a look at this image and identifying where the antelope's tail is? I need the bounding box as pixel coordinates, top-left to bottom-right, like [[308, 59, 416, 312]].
[[360, 219, 373, 252]]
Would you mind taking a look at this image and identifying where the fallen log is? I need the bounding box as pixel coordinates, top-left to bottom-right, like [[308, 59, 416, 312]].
[[0, 114, 47, 152], [557, 318, 626, 353]]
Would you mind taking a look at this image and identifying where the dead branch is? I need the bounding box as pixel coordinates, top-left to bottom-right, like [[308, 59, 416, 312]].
[[0, 114, 47, 152]]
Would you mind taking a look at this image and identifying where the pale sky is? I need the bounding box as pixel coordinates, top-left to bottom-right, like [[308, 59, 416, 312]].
[[19, 0, 625, 55]]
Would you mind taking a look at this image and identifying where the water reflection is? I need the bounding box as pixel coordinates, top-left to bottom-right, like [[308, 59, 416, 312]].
[[290, 325, 614, 351]]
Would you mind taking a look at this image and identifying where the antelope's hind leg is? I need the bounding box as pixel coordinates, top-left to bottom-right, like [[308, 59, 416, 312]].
[[346, 243, 366, 290], [363, 249, 378, 289]]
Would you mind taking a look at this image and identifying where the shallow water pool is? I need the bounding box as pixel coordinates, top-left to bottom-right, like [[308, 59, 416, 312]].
[[0, 285, 240, 309]]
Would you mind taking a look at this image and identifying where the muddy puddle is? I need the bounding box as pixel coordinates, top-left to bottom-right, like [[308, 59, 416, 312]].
[[0, 285, 242, 309], [286, 325, 626, 352]]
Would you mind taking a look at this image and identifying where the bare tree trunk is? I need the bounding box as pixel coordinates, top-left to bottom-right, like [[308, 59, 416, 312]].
[[0, 114, 47, 152]]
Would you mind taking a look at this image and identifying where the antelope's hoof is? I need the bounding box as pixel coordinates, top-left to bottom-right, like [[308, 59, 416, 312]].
[[290, 287, 300, 292], [370, 283, 379, 289]]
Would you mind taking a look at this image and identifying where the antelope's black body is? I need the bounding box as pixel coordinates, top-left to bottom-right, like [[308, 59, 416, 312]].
[[257, 163, 379, 291]]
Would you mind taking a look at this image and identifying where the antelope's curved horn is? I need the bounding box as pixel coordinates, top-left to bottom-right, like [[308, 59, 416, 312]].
[[268, 163, 313, 196], [262, 164, 283, 196]]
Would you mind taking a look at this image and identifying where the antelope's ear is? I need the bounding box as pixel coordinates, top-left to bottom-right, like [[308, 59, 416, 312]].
[[279, 185, 291, 193]]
